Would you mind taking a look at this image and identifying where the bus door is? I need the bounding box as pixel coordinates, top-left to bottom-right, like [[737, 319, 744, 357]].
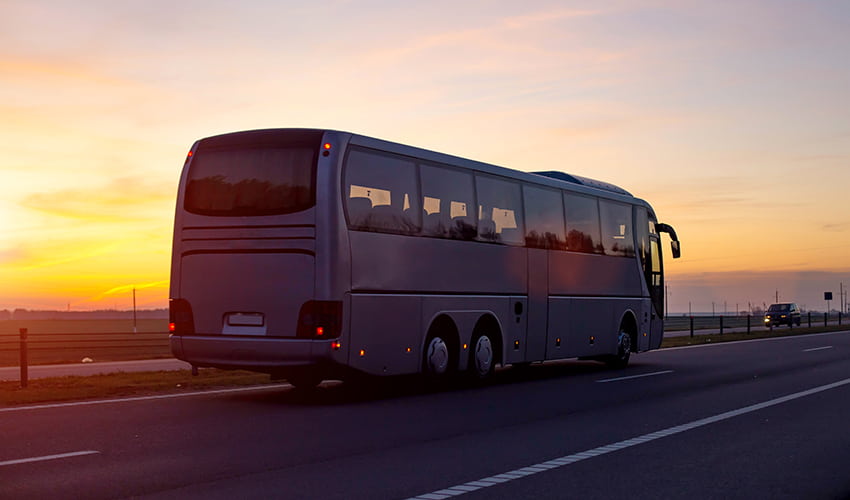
[[646, 235, 664, 348], [636, 207, 664, 351]]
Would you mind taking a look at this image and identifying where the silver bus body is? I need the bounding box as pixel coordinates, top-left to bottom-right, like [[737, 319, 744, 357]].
[[169, 129, 679, 382]]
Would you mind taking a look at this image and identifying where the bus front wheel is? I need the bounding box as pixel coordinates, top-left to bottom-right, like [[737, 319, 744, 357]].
[[605, 330, 632, 369]]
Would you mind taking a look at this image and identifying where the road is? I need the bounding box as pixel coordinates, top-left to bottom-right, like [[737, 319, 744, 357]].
[[2, 330, 849, 499]]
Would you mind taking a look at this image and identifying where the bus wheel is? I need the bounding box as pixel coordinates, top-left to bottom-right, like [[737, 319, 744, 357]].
[[605, 330, 632, 369], [469, 333, 495, 380], [424, 336, 450, 375]]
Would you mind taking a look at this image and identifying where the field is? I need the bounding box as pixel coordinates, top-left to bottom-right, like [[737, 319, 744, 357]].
[[0, 319, 170, 366]]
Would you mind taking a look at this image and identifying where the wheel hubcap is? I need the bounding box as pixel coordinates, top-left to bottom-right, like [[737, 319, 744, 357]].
[[426, 337, 449, 375], [473, 336, 493, 376]]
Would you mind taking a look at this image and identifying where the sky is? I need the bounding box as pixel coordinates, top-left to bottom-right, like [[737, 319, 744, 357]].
[[1, 0, 849, 314]]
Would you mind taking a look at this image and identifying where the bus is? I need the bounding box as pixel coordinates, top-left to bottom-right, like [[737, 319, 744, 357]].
[[169, 128, 681, 387]]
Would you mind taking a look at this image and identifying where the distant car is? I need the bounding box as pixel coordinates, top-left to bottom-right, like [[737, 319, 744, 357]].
[[764, 303, 801, 327]]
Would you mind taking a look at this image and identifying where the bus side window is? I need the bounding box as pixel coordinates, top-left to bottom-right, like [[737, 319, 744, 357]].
[[599, 200, 635, 257], [475, 174, 524, 245], [344, 148, 421, 234], [523, 185, 566, 250], [420, 164, 476, 240], [564, 193, 603, 254]]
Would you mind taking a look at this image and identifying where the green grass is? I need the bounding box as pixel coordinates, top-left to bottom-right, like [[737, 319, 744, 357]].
[[0, 369, 274, 406]]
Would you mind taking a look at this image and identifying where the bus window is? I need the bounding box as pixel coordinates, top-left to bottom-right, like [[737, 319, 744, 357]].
[[185, 146, 316, 216], [523, 185, 566, 250], [344, 148, 420, 234], [420, 164, 476, 240], [599, 200, 635, 257], [564, 193, 602, 254], [475, 175, 524, 245]]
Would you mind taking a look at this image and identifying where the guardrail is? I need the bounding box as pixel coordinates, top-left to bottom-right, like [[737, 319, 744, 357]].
[[664, 312, 845, 336], [0, 329, 170, 378]]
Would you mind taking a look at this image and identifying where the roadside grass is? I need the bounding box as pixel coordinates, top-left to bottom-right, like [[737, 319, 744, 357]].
[[661, 324, 848, 348], [0, 369, 274, 406]]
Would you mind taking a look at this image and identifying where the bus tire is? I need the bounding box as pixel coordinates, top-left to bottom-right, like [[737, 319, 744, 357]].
[[424, 335, 451, 376], [605, 329, 632, 369], [468, 332, 495, 381]]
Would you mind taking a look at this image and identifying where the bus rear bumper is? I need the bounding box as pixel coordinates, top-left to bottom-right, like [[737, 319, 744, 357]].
[[170, 334, 337, 373]]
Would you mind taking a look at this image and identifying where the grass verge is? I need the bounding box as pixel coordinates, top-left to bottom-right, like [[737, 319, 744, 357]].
[[0, 369, 273, 406], [661, 324, 848, 349]]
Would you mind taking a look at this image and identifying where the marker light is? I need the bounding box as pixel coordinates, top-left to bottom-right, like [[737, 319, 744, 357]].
[[331, 341, 341, 351], [316, 326, 324, 336], [359, 349, 366, 357], [169, 322, 176, 333], [463, 343, 468, 350], [406, 347, 412, 353], [323, 143, 332, 150]]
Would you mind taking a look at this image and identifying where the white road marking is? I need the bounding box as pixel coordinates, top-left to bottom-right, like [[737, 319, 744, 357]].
[[596, 370, 674, 383], [803, 346, 834, 352], [0, 384, 292, 413], [0, 450, 100, 467], [407, 376, 850, 499]]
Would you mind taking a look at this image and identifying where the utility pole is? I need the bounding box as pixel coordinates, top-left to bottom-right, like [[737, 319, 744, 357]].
[[133, 287, 137, 334], [775, 289, 779, 303]]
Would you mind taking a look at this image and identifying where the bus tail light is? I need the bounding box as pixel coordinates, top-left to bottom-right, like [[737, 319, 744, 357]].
[[169, 299, 195, 335], [297, 300, 343, 339]]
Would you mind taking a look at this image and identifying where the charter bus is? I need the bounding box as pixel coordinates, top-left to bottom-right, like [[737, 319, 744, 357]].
[[169, 128, 681, 388]]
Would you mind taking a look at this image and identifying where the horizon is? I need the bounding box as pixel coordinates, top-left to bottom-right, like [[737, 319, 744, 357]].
[[1, 1, 848, 312]]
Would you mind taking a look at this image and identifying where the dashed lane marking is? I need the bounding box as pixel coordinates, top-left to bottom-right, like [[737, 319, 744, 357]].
[[595, 370, 674, 383], [0, 450, 100, 467], [407, 377, 850, 499]]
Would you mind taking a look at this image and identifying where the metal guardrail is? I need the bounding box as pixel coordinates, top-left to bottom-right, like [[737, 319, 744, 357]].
[[664, 312, 845, 335], [0, 329, 171, 386]]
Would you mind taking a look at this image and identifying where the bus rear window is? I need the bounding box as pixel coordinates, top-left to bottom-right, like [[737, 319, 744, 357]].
[[184, 147, 316, 216]]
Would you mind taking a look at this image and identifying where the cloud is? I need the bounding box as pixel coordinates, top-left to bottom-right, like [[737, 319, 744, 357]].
[[83, 280, 169, 303], [20, 176, 173, 223]]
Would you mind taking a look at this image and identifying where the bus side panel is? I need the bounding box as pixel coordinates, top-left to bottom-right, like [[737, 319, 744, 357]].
[[349, 232, 527, 295], [348, 294, 422, 376], [548, 253, 643, 297]]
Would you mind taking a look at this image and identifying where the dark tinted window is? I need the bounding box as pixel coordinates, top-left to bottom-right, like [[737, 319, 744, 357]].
[[524, 185, 566, 249], [564, 194, 602, 253], [476, 175, 524, 245], [420, 164, 477, 240], [599, 200, 635, 257], [185, 146, 316, 216], [344, 148, 421, 234]]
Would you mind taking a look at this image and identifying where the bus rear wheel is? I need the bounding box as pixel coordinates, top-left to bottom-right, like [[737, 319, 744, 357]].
[[468, 333, 495, 380], [424, 336, 451, 376]]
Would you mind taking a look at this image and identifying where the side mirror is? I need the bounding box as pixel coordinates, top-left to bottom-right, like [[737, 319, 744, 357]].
[[671, 240, 681, 259]]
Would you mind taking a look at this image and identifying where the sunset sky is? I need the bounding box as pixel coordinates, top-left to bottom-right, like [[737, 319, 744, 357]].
[[2, 0, 849, 314]]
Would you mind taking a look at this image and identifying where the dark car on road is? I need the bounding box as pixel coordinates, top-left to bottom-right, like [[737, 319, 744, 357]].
[[764, 303, 801, 327]]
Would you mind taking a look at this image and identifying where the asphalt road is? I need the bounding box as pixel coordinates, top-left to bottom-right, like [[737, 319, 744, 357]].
[[2, 330, 849, 499]]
